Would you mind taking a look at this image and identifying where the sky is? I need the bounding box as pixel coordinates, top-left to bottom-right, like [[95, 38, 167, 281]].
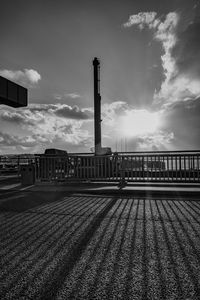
[[0, 0, 200, 154]]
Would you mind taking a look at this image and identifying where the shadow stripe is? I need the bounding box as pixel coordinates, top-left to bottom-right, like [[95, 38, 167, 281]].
[[0, 195, 81, 229], [67, 198, 124, 298], [87, 198, 129, 299], [0, 196, 104, 281], [105, 198, 135, 299], [0, 196, 81, 246], [38, 197, 118, 300], [149, 199, 167, 299], [161, 200, 200, 297], [2, 197, 107, 298], [154, 199, 184, 298]]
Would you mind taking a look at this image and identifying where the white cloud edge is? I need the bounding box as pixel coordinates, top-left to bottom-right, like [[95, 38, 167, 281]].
[[0, 68, 41, 86], [123, 11, 200, 105]]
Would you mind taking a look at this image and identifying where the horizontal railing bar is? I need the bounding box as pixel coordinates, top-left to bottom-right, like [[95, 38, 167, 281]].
[[33, 154, 200, 159], [67, 150, 200, 155]]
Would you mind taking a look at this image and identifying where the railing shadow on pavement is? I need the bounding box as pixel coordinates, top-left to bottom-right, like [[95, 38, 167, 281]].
[[1, 195, 200, 299]]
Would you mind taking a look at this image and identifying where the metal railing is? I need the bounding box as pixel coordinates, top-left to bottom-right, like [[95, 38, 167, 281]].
[[0, 155, 35, 177], [35, 151, 200, 183]]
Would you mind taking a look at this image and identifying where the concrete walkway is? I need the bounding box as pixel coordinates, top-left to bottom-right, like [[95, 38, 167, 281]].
[[1, 188, 200, 299], [0, 175, 199, 197], [23, 181, 200, 198]]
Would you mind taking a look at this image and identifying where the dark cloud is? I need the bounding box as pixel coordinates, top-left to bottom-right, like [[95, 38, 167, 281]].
[[126, 11, 200, 104], [172, 20, 200, 78], [161, 98, 200, 149], [55, 105, 93, 120], [163, 98, 200, 122], [0, 104, 93, 128], [26, 103, 93, 120]]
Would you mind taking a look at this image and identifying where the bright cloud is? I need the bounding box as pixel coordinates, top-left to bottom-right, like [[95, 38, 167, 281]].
[[0, 131, 47, 153], [65, 93, 81, 99], [0, 69, 41, 87], [124, 12, 179, 103], [123, 12, 158, 29], [0, 101, 174, 153], [136, 131, 174, 151], [119, 110, 160, 137], [54, 93, 81, 100], [0, 103, 93, 153], [124, 11, 200, 104], [102, 101, 161, 136], [100, 101, 174, 151]]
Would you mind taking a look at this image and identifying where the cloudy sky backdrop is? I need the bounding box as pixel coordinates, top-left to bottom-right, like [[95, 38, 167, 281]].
[[0, 0, 200, 154]]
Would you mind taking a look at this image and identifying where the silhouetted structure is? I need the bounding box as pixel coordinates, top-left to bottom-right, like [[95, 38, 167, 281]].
[[93, 57, 102, 155], [93, 58, 111, 156], [0, 75, 27, 107]]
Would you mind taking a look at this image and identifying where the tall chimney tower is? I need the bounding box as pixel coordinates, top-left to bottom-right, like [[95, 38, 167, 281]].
[[93, 57, 102, 155]]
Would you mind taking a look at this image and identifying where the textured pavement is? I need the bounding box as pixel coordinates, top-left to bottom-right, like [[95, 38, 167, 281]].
[[0, 189, 200, 299]]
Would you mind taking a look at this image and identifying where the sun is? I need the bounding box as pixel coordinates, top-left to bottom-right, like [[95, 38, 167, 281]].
[[119, 110, 160, 137]]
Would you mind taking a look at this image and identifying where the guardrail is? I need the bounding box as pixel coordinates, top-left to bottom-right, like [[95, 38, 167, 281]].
[[35, 151, 200, 183]]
